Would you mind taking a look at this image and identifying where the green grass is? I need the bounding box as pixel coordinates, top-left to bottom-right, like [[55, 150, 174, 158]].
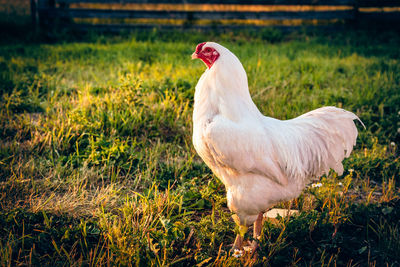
[[0, 27, 399, 266]]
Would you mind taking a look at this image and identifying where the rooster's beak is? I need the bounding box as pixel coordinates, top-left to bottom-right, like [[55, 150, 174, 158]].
[[191, 52, 198, 59]]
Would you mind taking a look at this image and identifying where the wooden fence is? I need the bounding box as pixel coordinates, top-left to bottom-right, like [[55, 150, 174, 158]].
[[31, 0, 400, 30]]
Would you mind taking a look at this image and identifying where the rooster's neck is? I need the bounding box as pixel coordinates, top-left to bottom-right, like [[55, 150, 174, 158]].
[[193, 62, 261, 123]]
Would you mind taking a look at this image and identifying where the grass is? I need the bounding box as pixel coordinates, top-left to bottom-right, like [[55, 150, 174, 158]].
[[0, 26, 399, 266]]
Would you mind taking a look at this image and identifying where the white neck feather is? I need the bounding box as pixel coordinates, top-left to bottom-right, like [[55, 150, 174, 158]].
[[193, 43, 261, 123]]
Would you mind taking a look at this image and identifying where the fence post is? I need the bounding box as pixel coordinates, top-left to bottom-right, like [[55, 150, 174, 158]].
[[38, 0, 56, 30], [353, 0, 360, 23], [30, 0, 38, 29]]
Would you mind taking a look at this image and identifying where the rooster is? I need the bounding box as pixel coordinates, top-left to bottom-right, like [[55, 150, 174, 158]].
[[191, 42, 363, 252]]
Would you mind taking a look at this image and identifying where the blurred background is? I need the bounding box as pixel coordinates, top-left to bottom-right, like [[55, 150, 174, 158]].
[[1, 0, 400, 32], [0, 0, 31, 23]]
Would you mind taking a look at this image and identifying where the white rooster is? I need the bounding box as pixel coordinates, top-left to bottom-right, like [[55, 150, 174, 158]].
[[191, 42, 363, 252]]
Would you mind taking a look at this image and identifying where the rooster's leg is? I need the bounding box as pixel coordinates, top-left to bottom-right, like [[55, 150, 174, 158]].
[[231, 225, 248, 252], [251, 212, 264, 250], [232, 234, 243, 251]]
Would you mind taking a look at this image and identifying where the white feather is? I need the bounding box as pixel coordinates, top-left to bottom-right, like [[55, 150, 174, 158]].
[[192, 42, 362, 226]]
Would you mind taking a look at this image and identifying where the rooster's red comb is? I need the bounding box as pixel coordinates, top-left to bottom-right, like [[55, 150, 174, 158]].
[[195, 42, 206, 54]]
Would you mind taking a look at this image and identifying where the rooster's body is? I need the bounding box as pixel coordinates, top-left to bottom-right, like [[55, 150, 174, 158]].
[[191, 42, 361, 251]]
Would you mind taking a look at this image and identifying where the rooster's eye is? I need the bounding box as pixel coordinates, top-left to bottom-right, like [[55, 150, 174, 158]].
[[204, 47, 212, 53]]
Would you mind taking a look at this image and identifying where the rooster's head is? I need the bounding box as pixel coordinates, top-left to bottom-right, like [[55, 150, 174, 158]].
[[191, 42, 220, 69]]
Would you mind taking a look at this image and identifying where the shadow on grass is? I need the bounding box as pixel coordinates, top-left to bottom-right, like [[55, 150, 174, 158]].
[[260, 199, 400, 266], [1, 199, 399, 266], [0, 209, 105, 266]]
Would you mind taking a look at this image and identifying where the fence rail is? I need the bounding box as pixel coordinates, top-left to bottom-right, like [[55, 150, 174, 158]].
[[57, 0, 357, 4], [50, 9, 356, 20], [32, 0, 400, 30]]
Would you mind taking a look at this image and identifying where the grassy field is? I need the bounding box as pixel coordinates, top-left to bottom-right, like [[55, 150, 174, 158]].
[[0, 27, 399, 266]]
